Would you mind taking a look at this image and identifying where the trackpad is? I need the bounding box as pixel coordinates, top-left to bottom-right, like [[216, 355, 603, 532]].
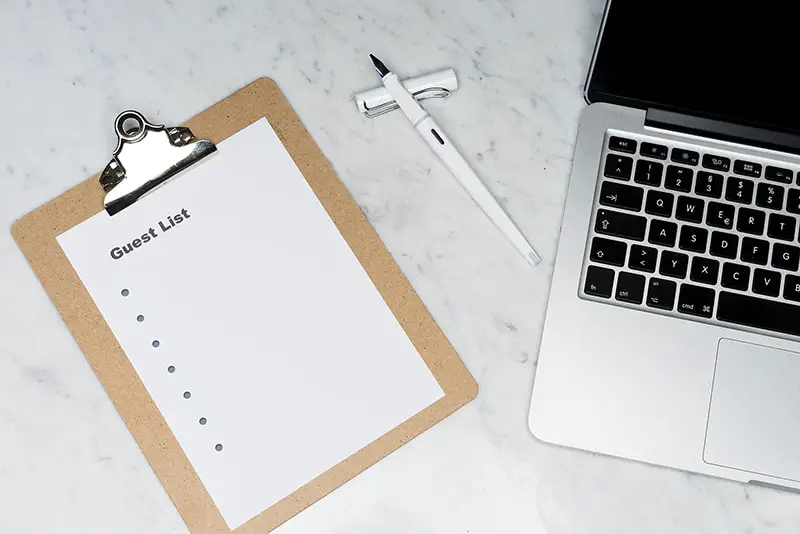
[[704, 339, 800, 482]]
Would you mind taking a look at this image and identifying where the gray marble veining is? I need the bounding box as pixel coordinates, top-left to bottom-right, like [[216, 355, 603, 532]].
[[1, 0, 798, 533]]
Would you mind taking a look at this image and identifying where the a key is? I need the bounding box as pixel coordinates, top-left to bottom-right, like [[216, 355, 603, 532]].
[[786, 189, 800, 214], [702, 154, 731, 172], [725, 177, 754, 204], [640, 142, 668, 160], [594, 209, 647, 241], [584, 266, 615, 298], [767, 213, 796, 241], [752, 268, 781, 297], [664, 166, 693, 192], [772, 243, 800, 271], [644, 190, 674, 217], [646, 278, 677, 310], [690, 257, 720, 285], [634, 160, 663, 186], [659, 251, 689, 279], [741, 237, 769, 265], [675, 195, 704, 223], [709, 231, 739, 259], [718, 292, 800, 336], [695, 171, 723, 199], [733, 160, 762, 178], [736, 207, 766, 235], [648, 219, 678, 247], [705, 202, 734, 229], [677, 284, 715, 318], [721, 263, 750, 291], [784, 274, 800, 302], [629, 244, 657, 273], [589, 237, 627, 267], [599, 181, 644, 211], [604, 154, 633, 180], [755, 183, 784, 210], [609, 136, 637, 154], [615, 272, 646, 304], [671, 149, 699, 166], [765, 165, 793, 184], [679, 225, 708, 253]]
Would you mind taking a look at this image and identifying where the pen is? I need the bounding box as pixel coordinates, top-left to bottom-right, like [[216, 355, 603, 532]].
[[369, 54, 542, 267]]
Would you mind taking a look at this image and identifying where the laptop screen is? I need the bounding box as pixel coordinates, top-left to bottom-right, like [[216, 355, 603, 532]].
[[587, 0, 797, 135]]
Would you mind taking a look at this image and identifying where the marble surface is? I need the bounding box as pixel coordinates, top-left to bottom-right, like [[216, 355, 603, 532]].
[[1, 1, 798, 533]]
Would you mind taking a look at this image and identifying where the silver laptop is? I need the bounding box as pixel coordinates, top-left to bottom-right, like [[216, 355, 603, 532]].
[[530, 0, 800, 490]]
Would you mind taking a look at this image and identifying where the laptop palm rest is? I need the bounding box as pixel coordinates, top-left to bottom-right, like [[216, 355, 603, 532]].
[[704, 338, 800, 483]]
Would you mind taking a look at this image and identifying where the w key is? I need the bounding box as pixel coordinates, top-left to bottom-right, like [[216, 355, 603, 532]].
[[595, 209, 647, 241]]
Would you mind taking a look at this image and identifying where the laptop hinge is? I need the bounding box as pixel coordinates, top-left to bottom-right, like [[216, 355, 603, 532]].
[[645, 108, 800, 157]]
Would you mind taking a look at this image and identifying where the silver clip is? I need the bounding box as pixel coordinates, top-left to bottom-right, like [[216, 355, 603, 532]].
[[363, 87, 452, 118], [100, 110, 217, 215]]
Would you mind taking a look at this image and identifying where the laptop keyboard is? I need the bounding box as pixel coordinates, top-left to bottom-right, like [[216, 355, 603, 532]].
[[582, 132, 800, 338]]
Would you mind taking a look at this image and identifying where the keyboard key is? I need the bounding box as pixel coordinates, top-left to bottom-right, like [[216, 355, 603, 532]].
[[595, 209, 647, 241], [766, 165, 793, 184], [599, 181, 644, 211], [675, 195, 704, 223], [721, 263, 750, 291], [702, 154, 731, 172], [589, 237, 627, 267], [718, 292, 800, 336], [755, 183, 785, 210], [725, 177, 754, 204], [584, 266, 615, 298], [767, 213, 796, 241], [786, 189, 800, 214], [752, 268, 781, 297], [772, 243, 800, 271], [679, 225, 708, 253], [634, 160, 663, 187], [664, 165, 693, 192], [741, 237, 769, 265], [671, 148, 699, 166], [736, 207, 765, 235], [629, 244, 657, 273], [640, 142, 668, 160], [709, 231, 739, 259], [660, 251, 689, 278], [706, 202, 734, 229], [646, 278, 677, 310], [784, 274, 800, 302], [604, 154, 633, 180], [690, 257, 720, 285], [733, 160, 762, 177], [615, 272, 646, 304], [609, 136, 637, 154], [648, 219, 678, 247], [696, 171, 724, 198], [677, 284, 715, 318], [645, 190, 674, 217]]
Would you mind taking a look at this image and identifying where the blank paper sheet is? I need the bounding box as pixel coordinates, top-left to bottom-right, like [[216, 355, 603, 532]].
[[57, 119, 444, 529]]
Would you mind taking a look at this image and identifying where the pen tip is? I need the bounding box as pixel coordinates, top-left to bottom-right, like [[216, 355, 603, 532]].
[[369, 54, 390, 77]]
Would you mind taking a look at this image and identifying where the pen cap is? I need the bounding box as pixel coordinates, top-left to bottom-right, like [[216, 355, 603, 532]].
[[354, 68, 458, 118]]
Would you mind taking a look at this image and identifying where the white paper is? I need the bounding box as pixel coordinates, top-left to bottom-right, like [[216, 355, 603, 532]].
[[57, 119, 444, 529]]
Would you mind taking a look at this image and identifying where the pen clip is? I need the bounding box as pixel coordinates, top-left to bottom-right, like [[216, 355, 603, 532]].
[[363, 87, 451, 118]]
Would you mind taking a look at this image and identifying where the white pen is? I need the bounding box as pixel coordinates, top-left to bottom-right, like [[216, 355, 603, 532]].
[[369, 54, 541, 267]]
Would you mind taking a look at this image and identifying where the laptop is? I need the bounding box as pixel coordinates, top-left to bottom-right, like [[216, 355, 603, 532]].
[[529, 0, 800, 490]]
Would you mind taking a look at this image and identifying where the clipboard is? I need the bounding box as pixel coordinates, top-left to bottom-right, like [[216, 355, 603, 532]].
[[11, 78, 477, 533]]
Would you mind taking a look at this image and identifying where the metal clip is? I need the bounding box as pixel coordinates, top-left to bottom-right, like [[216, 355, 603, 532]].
[[100, 110, 217, 215], [354, 68, 458, 119], [363, 87, 452, 118]]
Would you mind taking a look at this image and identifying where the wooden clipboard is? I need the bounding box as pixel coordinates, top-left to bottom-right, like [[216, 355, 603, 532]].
[[11, 78, 477, 533]]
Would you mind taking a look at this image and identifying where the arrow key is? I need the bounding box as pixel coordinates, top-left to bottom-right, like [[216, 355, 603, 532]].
[[629, 244, 657, 273], [599, 181, 644, 211]]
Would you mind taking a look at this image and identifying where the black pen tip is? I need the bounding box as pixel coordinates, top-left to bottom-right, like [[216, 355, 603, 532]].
[[369, 54, 390, 77]]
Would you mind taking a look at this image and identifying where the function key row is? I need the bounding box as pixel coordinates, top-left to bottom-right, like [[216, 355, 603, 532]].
[[607, 136, 796, 183]]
